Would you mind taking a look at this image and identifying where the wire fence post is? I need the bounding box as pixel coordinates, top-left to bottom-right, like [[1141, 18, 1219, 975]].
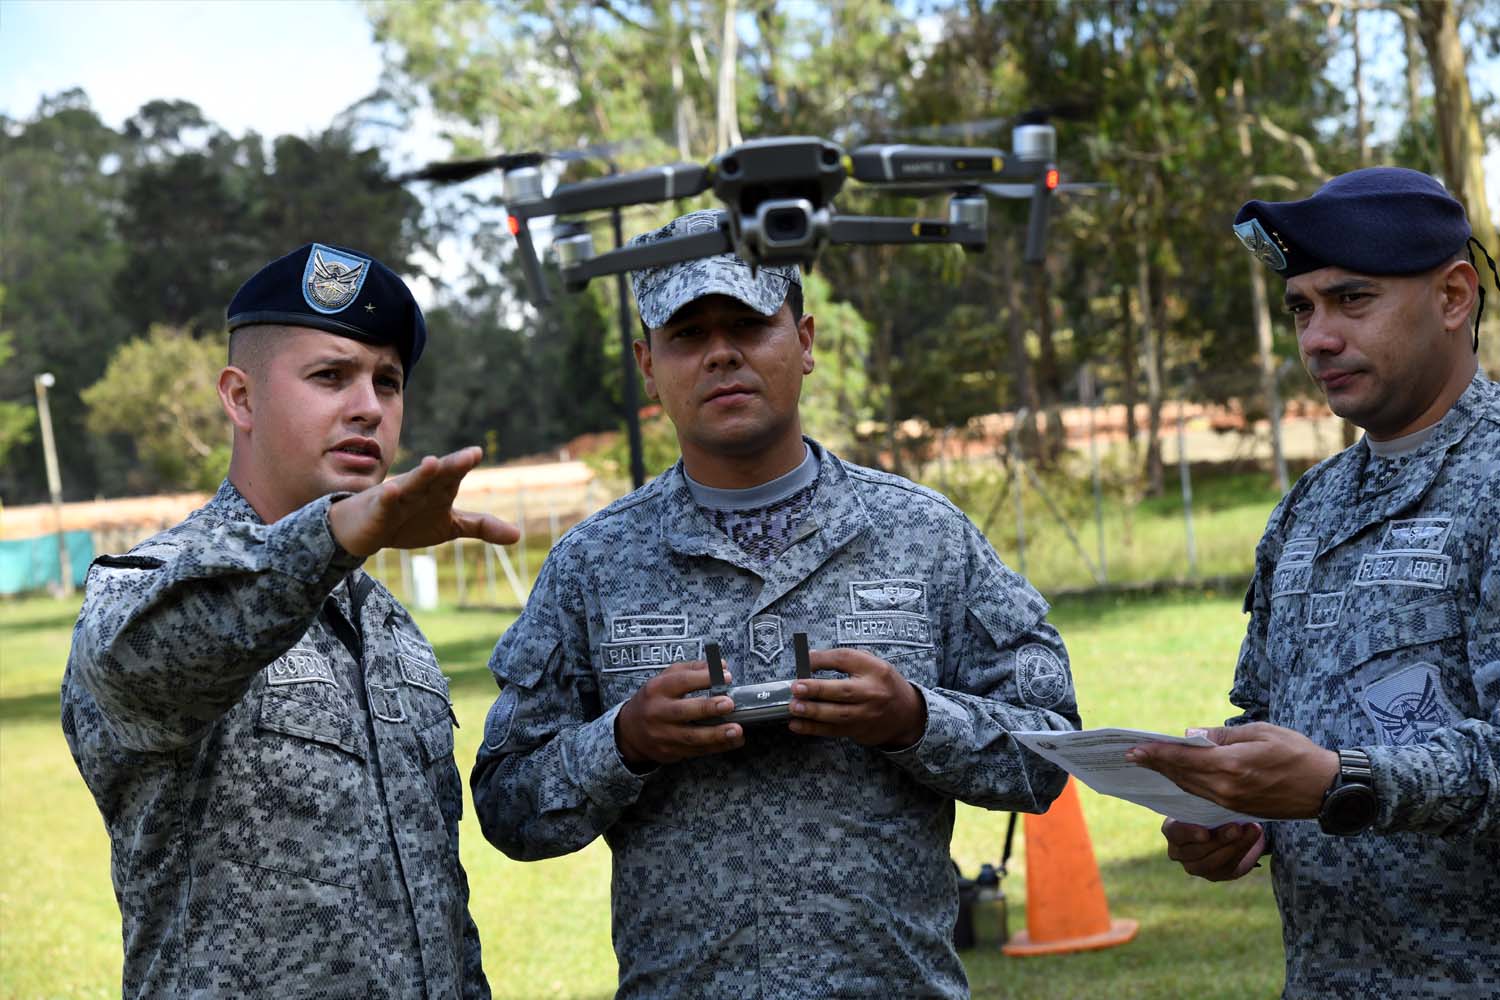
[[1177, 398, 1198, 579], [1083, 365, 1108, 584], [454, 538, 466, 606]]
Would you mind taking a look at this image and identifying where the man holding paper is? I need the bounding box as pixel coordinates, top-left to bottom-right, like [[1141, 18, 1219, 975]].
[[1128, 168, 1500, 997]]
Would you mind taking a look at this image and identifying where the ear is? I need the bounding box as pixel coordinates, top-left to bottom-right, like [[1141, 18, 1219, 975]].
[[218, 365, 255, 433], [797, 313, 816, 375], [1436, 259, 1479, 335], [632, 337, 659, 400]]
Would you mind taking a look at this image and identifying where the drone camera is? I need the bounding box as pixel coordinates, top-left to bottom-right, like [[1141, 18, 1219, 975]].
[[742, 198, 831, 264]]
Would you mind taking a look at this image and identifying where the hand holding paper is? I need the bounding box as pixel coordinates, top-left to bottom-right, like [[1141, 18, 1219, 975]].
[[1011, 727, 1265, 827]]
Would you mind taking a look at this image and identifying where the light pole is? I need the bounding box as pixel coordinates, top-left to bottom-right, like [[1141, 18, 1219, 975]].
[[33, 372, 72, 597]]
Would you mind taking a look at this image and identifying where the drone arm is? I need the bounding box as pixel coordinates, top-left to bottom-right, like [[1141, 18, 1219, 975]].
[[1023, 176, 1054, 266], [829, 215, 987, 250], [847, 144, 1035, 185], [540, 163, 712, 217], [511, 220, 551, 306], [559, 228, 735, 291]]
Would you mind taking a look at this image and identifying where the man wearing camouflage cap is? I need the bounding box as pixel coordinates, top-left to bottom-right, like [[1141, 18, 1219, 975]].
[[1130, 168, 1500, 997], [62, 242, 513, 998], [472, 209, 1080, 997]]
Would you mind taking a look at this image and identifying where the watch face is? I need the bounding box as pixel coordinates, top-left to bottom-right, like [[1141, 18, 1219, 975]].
[[1320, 783, 1379, 836]]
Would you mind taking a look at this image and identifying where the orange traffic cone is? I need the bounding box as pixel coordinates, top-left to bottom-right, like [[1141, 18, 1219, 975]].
[[1003, 777, 1138, 956]]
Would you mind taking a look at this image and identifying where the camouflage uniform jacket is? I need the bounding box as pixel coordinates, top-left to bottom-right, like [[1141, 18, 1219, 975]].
[[61, 481, 490, 1000], [472, 442, 1079, 999], [1233, 374, 1500, 998]]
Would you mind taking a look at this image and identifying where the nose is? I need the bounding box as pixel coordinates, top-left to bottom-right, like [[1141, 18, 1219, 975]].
[[702, 329, 743, 372], [1297, 306, 1345, 359], [346, 376, 384, 427]]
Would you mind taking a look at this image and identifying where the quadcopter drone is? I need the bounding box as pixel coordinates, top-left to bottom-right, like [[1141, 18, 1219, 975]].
[[400, 120, 1068, 306]]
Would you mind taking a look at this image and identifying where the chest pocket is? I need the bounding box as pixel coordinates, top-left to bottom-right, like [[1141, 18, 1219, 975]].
[[390, 623, 454, 725], [257, 688, 368, 759]]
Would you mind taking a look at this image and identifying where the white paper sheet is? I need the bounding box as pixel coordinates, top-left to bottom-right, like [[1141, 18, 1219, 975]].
[[1012, 727, 1264, 827]]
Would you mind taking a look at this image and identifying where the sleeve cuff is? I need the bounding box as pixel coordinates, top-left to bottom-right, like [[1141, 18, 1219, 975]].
[[881, 683, 967, 771], [565, 702, 652, 808], [267, 494, 365, 586]]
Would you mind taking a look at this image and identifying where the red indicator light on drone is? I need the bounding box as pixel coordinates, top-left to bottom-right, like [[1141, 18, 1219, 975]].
[[1045, 169, 1060, 191], [507, 215, 521, 236]]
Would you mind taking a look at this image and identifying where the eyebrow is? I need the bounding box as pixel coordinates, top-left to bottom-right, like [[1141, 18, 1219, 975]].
[[1284, 277, 1379, 307]]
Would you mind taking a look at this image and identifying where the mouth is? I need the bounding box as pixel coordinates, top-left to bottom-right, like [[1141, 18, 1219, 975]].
[[330, 438, 383, 465], [1315, 369, 1359, 391], [703, 384, 756, 405]]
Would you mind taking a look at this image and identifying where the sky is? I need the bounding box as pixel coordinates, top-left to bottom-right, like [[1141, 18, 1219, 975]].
[[1, 0, 391, 146]]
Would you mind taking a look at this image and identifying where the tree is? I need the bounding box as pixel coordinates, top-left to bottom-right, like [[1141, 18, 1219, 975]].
[[0, 300, 36, 473], [80, 326, 230, 494]]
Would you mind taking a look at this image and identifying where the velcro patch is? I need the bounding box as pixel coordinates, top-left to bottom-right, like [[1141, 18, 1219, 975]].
[[1306, 592, 1345, 629], [266, 651, 335, 687], [398, 653, 448, 698], [748, 614, 785, 663], [836, 614, 932, 647], [1379, 518, 1452, 553], [849, 579, 928, 617], [600, 638, 704, 673], [1359, 663, 1460, 746], [1280, 538, 1319, 564], [609, 614, 688, 642], [1272, 562, 1312, 598], [1015, 643, 1069, 709], [1353, 553, 1451, 590]]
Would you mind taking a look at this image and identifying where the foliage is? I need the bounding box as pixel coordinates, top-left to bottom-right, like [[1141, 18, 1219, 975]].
[[0, 290, 36, 471], [80, 326, 230, 493]]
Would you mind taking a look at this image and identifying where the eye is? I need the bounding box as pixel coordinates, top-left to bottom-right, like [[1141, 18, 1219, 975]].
[[376, 374, 403, 393], [1339, 292, 1371, 305], [311, 368, 342, 381]]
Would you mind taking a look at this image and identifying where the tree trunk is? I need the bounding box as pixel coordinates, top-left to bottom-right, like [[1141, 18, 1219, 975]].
[[1003, 240, 1041, 460], [1137, 227, 1164, 497], [1119, 285, 1138, 450], [1416, 0, 1499, 372], [715, 0, 743, 151], [1234, 77, 1289, 493], [1032, 263, 1066, 466]]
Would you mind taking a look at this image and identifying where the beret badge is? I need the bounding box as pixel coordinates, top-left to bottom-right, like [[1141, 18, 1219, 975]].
[[302, 243, 370, 314]]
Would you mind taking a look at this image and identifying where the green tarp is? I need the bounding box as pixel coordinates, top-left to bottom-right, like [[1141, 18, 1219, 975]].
[[0, 531, 93, 595]]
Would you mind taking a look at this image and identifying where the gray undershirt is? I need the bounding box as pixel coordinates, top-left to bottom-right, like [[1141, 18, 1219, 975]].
[[686, 445, 819, 564], [1366, 423, 1439, 458]]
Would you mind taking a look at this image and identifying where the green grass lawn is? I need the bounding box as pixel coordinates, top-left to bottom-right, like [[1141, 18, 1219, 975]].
[[0, 586, 1282, 999]]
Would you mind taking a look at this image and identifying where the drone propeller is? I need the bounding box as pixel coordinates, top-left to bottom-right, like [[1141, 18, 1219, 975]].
[[391, 138, 646, 186]]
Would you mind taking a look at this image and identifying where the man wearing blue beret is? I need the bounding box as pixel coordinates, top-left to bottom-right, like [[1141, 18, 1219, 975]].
[[61, 242, 514, 998], [1130, 168, 1500, 997]]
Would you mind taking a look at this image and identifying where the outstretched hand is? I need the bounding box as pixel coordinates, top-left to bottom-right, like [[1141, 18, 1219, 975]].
[[326, 446, 521, 557]]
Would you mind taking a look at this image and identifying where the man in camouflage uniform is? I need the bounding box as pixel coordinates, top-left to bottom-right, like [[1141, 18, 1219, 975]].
[[62, 242, 514, 999], [471, 210, 1080, 998], [1131, 168, 1500, 997]]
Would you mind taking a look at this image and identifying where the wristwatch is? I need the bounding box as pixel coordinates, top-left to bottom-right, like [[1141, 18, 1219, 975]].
[[1317, 748, 1378, 836]]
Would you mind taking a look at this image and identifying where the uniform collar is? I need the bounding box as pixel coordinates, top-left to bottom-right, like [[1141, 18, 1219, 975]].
[[659, 439, 870, 578], [207, 479, 265, 525], [1308, 374, 1494, 553]]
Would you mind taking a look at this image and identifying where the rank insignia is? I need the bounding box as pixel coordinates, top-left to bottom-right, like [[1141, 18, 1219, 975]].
[[748, 613, 785, 663]]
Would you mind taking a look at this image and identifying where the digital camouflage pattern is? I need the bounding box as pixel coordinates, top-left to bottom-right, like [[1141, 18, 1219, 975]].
[[627, 209, 801, 329], [472, 442, 1079, 999], [1233, 374, 1500, 998], [61, 481, 489, 1000]]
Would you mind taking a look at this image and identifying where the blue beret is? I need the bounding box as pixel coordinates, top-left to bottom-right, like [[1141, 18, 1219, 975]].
[[1233, 167, 1471, 278], [227, 242, 426, 374]]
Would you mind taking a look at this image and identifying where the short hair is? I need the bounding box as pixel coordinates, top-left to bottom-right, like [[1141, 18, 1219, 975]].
[[640, 284, 804, 344], [227, 324, 284, 376]]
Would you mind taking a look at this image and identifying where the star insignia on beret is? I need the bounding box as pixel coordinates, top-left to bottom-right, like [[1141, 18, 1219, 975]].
[[365, 303, 377, 313]]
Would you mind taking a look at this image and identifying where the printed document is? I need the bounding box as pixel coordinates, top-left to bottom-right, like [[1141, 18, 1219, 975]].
[[1012, 728, 1264, 827]]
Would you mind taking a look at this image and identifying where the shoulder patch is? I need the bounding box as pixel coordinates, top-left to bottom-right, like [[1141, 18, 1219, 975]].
[[484, 687, 521, 751], [1015, 643, 1069, 709]]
